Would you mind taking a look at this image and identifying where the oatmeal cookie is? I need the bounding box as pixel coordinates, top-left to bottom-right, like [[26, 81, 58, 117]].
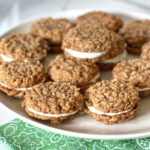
[[22, 82, 84, 125], [30, 17, 74, 52], [0, 60, 45, 98], [112, 59, 150, 97], [48, 55, 100, 91], [84, 80, 139, 124], [63, 25, 125, 69], [120, 20, 150, 54], [0, 34, 49, 63], [76, 11, 123, 32]]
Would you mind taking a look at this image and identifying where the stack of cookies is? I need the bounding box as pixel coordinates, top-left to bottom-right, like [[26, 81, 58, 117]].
[[1, 10, 150, 125]]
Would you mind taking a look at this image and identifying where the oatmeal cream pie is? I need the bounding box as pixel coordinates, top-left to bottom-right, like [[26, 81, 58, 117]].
[[76, 11, 123, 32], [120, 20, 150, 54], [112, 59, 150, 97], [48, 55, 100, 90], [141, 41, 150, 60], [22, 82, 84, 125], [62, 25, 126, 70], [30, 17, 74, 52], [0, 60, 45, 98], [0, 34, 49, 63], [84, 80, 139, 124]]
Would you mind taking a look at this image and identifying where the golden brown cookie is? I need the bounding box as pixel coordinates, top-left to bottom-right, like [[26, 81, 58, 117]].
[[30, 17, 74, 52], [112, 59, 150, 97], [0, 34, 49, 63], [62, 25, 125, 69], [120, 20, 150, 54], [48, 55, 100, 85], [76, 11, 123, 32], [22, 82, 84, 125], [0, 60, 45, 98], [84, 80, 139, 124]]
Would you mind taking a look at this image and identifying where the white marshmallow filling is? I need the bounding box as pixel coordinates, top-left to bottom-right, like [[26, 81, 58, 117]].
[[27, 107, 80, 118], [65, 48, 107, 59], [86, 102, 134, 116], [136, 87, 150, 92], [0, 77, 45, 91], [99, 50, 127, 64], [0, 53, 47, 62], [65, 43, 127, 61]]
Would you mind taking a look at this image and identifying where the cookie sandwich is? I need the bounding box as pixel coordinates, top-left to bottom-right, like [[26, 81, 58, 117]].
[[0, 34, 49, 63], [62, 25, 126, 70], [112, 59, 150, 97], [0, 60, 45, 98], [76, 11, 123, 32], [30, 17, 74, 52], [48, 55, 100, 91], [84, 80, 139, 124], [120, 20, 150, 54], [22, 82, 84, 125]]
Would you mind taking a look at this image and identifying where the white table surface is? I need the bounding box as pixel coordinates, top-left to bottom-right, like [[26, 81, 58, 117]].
[[0, 0, 150, 125]]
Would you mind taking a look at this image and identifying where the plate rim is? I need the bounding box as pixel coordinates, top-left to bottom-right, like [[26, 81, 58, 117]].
[[1, 9, 150, 140]]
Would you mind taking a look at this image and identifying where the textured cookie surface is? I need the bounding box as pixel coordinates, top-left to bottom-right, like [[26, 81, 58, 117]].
[[0, 60, 45, 88], [85, 80, 139, 113], [23, 82, 84, 114], [63, 25, 125, 59], [30, 17, 74, 44], [48, 55, 99, 85], [0, 34, 49, 59], [141, 42, 150, 60], [112, 59, 150, 88], [120, 20, 150, 48], [76, 11, 123, 32]]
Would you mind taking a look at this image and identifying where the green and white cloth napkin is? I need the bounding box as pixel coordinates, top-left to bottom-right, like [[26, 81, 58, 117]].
[[0, 118, 150, 150]]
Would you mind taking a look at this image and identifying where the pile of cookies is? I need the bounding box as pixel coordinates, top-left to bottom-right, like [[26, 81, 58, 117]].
[[0, 11, 150, 125]]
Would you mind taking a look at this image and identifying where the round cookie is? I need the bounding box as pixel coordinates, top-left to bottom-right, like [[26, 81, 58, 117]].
[[30, 17, 74, 52], [84, 80, 139, 124], [0, 34, 49, 63], [76, 11, 123, 32], [0, 60, 45, 98], [120, 20, 150, 54], [62, 25, 126, 70], [22, 82, 84, 125], [112, 59, 150, 97], [141, 41, 150, 60], [48, 55, 100, 91]]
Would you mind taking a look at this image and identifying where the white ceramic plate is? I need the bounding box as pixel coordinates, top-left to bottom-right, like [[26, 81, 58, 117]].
[[1, 10, 150, 140]]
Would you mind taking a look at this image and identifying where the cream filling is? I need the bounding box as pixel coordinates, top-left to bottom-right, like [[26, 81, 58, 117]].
[[27, 107, 79, 117], [0, 54, 14, 62], [0, 53, 47, 62], [86, 102, 133, 116], [100, 50, 127, 64], [65, 48, 107, 59], [136, 87, 150, 92], [88, 73, 100, 84], [0, 77, 45, 91]]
